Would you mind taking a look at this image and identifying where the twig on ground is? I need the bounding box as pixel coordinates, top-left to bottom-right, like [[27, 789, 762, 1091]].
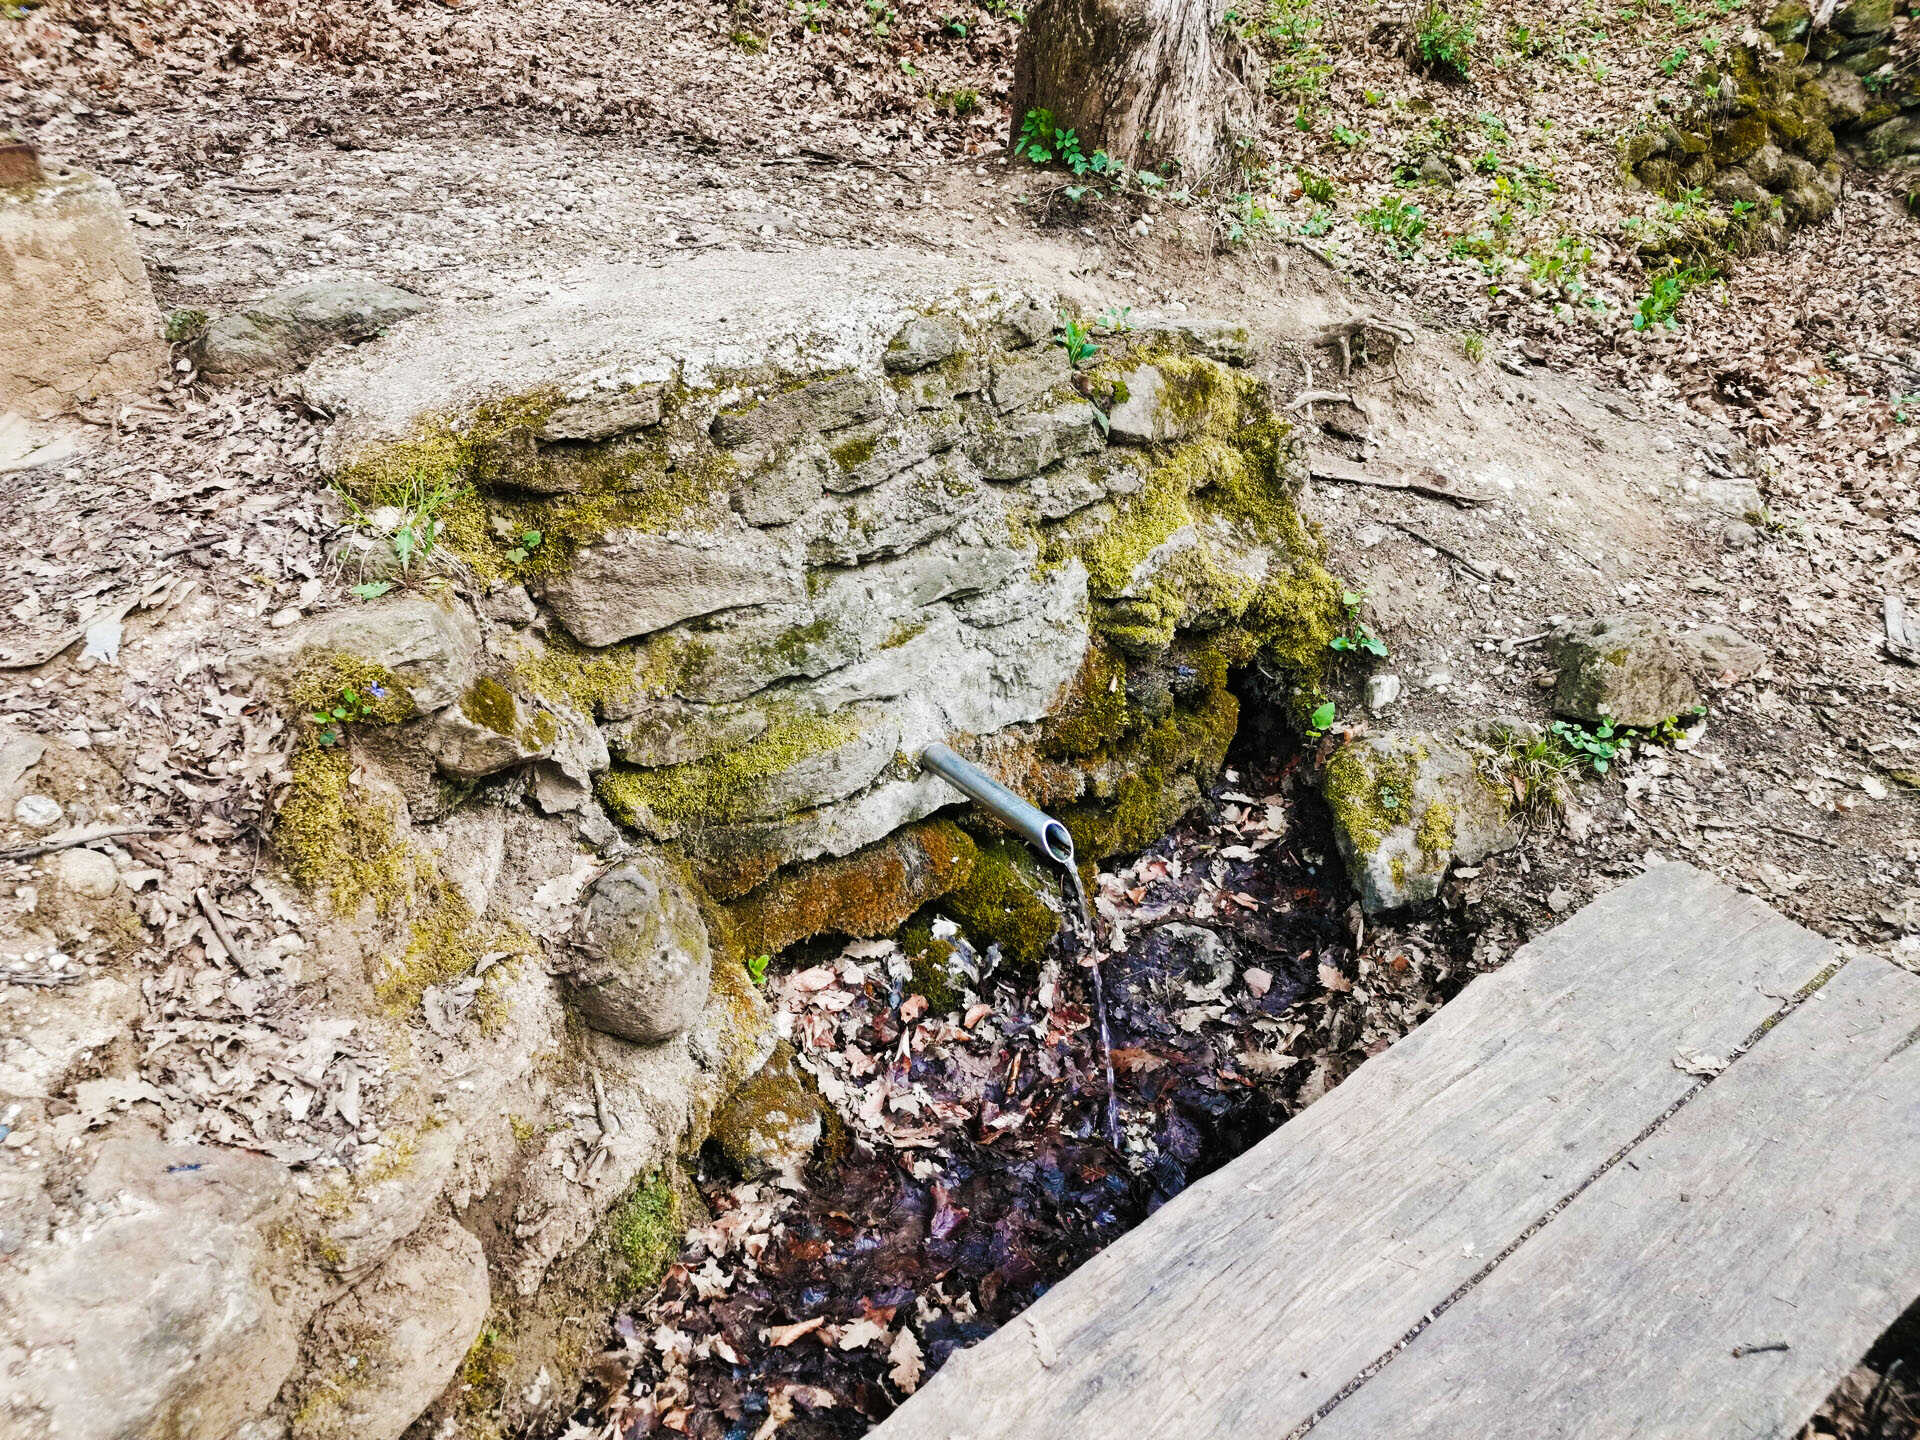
[[195, 886, 261, 978], [0, 824, 170, 863], [1385, 518, 1496, 582], [4, 972, 80, 988], [1730, 1341, 1792, 1358], [1308, 450, 1488, 507]]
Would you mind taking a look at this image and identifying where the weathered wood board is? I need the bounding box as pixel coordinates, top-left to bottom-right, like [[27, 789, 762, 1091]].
[[871, 863, 1867, 1440], [1312, 949, 1920, 1440]]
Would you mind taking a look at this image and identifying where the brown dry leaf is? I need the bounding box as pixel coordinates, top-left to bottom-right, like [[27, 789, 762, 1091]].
[[837, 1317, 890, 1351], [767, 1315, 826, 1348], [887, 1326, 925, 1393], [1317, 962, 1352, 994]]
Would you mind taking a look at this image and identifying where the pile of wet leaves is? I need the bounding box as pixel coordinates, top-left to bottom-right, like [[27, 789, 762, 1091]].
[[572, 730, 1476, 1440]]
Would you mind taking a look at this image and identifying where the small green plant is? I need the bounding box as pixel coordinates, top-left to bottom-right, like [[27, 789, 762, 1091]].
[[1054, 316, 1099, 368], [1307, 700, 1338, 735], [1329, 589, 1389, 658], [1660, 44, 1689, 74], [934, 87, 981, 116], [1296, 166, 1336, 203], [337, 476, 465, 579], [1894, 393, 1920, 425], [349, 581, 395, 600], [1411, 0, 1476, 80], [1360, 193, 1428, 251], [941, 13, 968, 34], [1332, 124, 1365, 148], [1549, 716, 1620, 773], [505, 529, 544, 565], [1014, 108, 1117, 179], [165, 309, 209, 343], [1224, 190, 1278, 244], [1462, 331, 1486, 362], [729, 28, 765, 49], [1095, 305, 1134, 333], [310, 684, 386, 748], [1495, 729, 1583, 818], [746, 953, 771, 985], [1633, 263, 1714, 331], [1298, 208, 1335, 236]]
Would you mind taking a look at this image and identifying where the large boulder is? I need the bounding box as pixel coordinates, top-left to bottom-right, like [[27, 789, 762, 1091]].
[[292, 1219, 489, 1440], [194, 278, 426, 382], [0, 1132, 308, 1440], [1548, 613, 1764, 726], [1, 161, 164, 419], [1322, 732, 1519, 913], [561, 857, 713, 1043]]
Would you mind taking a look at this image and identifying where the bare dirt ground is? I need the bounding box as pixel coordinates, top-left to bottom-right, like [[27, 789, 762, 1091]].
[[4, 0, 1918, 1431]]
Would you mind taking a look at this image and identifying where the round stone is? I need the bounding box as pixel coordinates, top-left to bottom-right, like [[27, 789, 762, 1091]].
[[560, 856, 712, 1044], [13, 794, 62, 830], [54, 846, 119, 899]]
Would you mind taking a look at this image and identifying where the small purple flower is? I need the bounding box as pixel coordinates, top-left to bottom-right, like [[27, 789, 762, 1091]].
[[368, 682, 387, 699]]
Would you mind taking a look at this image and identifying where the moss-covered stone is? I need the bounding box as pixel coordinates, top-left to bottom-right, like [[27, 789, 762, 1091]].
[[274, 745, 413, 917], [1322, 742, 1424, 858], [597, 706, 868, 830], [942, 836, 1067, 967], [373, 870, 526, 1032], [726, 820, 978, 957], [708, 1042, 824, 1177]]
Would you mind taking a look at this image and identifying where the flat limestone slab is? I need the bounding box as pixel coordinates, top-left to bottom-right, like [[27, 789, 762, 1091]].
[[872, 863, 1849, 1440], [1313, 949, 1920, 1440], [1, 162, 164, 419]]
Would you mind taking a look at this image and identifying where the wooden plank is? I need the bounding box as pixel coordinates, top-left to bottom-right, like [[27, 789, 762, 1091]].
[[1310, 952, 1920, 1440], [874, 864, 1834, 1440]]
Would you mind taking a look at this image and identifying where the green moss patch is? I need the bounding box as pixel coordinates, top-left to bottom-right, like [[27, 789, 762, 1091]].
[[597, 707, 866, 829], [942, 837, 1067, 968], [274, 745, 413, 916]]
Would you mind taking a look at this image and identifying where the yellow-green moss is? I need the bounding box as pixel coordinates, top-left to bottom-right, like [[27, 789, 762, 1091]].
[[1414, 799, 1456, 860], [1042, 642, 1133, 760], [606, 1170, 682, 1298], [510, 632, 644, 718], [1323, 743, 1424, 856], [274, 745, 413, 916], [726, 820, 977, 957], [290, 653, 418, 726], [597, 706, 865, 828], [901, 919, 967, 1011], [458, 676, 560, 750], [334, 386, 736, 586], [373, 871, 527, 1032], [709, 1042, 824, 1175]]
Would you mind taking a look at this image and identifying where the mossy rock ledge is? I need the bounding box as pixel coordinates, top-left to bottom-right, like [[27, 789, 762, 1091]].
[[78, 251, 1353, 1440]]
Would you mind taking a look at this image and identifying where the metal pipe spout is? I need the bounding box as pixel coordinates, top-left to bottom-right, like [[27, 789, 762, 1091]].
[[918, 743, 1076, 868]]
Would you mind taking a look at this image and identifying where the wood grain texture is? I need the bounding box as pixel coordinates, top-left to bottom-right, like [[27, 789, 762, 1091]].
[[1312, 951, 1920, 1440], [873, 864, 1834, 1440]]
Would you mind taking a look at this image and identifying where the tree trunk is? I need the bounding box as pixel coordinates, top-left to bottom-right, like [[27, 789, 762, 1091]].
[[1010, 0, 1261, 182]]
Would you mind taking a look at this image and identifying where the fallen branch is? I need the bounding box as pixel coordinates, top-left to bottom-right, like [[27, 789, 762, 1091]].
[[0, 824, 170, 863], [195, 886, 261, 978], [1308, 450, 1488, 507], [1386, 518, 1496, 582], [4, 972, 80, 988]]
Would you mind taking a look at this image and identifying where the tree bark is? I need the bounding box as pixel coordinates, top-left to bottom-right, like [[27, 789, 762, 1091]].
[[1010, 0, 1261, 182]]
